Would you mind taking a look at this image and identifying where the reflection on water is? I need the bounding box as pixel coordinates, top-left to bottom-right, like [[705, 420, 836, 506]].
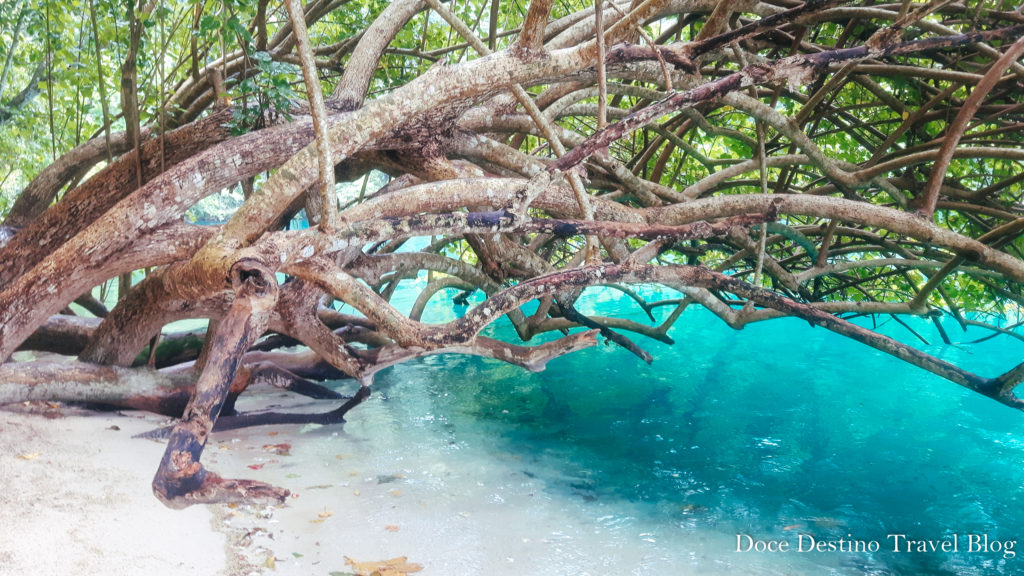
[[226, 283, 1024, 575]]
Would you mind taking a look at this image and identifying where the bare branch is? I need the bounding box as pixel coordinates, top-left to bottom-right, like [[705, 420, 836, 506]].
[[284, 0, 338, 232]]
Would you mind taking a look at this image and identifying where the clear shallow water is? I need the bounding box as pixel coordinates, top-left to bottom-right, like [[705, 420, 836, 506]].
[[223, 281, 1024, 575]]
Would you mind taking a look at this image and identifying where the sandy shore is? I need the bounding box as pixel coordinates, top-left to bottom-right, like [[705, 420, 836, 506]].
[[0, 405, 239, 576], [0, 395, 647, 576], [0, 398, 492, 576], [0, 388, 746, 576], [0, 396, 475, 576]]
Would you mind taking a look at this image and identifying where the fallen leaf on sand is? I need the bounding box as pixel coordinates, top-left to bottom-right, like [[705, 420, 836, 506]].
[[345, 556, 423, 576], [385, 525, 400, 532], [263, 443, 292, 456], [16, 453, 40, 460], [311, 509, 333, 523]]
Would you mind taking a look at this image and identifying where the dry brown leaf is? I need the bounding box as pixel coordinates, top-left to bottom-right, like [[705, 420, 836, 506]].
[[263, 443, 292, 456], [16, 452, 40, 460], [345, 556, 423, 576], [384, 525, 400, 532]]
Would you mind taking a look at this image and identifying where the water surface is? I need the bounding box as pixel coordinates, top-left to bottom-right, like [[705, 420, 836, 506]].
[[225, 282, 1024, 575]]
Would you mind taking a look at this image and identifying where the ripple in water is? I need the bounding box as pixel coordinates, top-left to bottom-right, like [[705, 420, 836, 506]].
[[245, 284, 1024, 575]]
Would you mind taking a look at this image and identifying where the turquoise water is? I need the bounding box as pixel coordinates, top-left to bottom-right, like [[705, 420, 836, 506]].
[[342, 280, 1024, 575]]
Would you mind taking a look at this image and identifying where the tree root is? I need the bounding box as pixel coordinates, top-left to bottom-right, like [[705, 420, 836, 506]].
[[152, 258, 282, 508], [3, 3, 1024, 514], [214, 385, 370, 432], [154, 461, 290, 510], [0, 356, 345, 418]]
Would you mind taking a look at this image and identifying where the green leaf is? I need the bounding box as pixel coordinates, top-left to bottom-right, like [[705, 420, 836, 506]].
[[225, 15, 252, 44], [199, 15, 221, 35]]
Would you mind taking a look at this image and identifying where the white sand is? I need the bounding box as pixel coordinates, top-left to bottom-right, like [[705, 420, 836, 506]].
[[0, 406, 236, 576]]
